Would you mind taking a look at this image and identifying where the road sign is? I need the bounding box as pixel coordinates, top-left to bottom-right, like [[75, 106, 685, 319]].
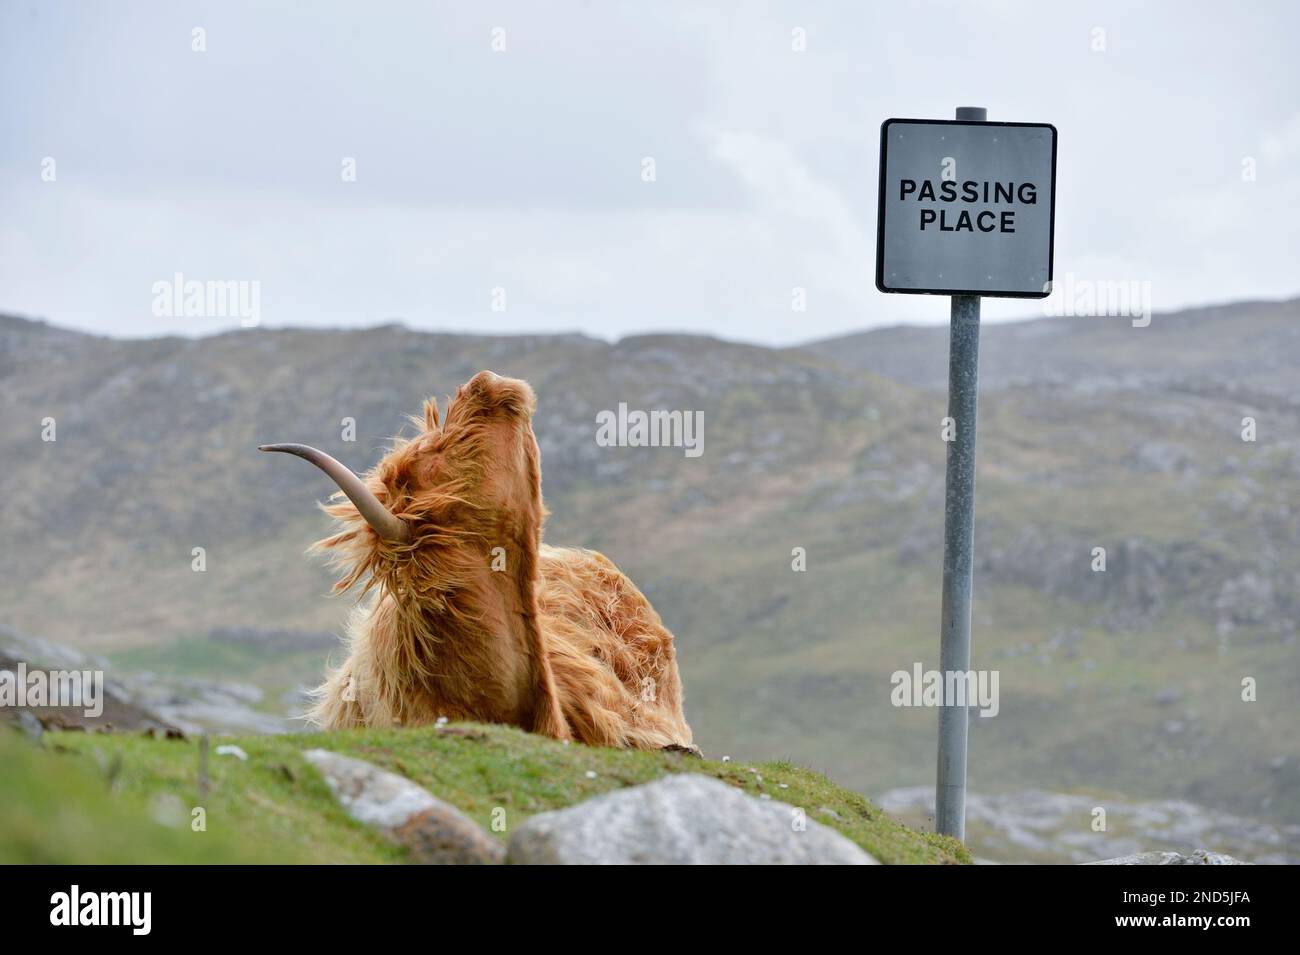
[[876, 118, 1057, 298], [871, 106, 1059, 843]]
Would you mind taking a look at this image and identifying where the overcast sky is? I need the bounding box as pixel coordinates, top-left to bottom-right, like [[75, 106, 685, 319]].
[[2, 0, 1297, 344]]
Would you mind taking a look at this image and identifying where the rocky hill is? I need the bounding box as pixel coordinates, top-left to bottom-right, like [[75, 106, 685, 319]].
[[2, 300, 1297, 842]]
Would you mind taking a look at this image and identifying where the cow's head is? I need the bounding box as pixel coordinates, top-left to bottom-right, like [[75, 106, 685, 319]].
[[261, 371, 545, 620]]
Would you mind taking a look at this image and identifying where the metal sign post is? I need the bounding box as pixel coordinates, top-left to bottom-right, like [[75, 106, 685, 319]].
[[875, 105, 1057, 841], [933, 104, 986, 841]]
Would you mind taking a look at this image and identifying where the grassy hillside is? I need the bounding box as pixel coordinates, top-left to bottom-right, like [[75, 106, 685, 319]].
[[0, 726, 969, 865]]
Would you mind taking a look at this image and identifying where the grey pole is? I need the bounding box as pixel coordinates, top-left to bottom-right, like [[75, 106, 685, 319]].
[[935, 105, 986, 841]]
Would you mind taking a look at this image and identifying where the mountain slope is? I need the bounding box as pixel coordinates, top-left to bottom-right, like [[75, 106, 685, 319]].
[[798, 297, 1300, 396], [2, 302, 1297, 833]]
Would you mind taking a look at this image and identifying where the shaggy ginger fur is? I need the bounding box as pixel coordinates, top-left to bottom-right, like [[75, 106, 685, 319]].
[[301, 371, 694, 751]]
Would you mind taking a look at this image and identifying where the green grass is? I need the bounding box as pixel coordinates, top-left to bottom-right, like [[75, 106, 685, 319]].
[[1, 724, 970, 865], [0, 728, 283, 863]]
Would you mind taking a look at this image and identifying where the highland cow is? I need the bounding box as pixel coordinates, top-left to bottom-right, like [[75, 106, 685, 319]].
[[262, 371, 695, 752]]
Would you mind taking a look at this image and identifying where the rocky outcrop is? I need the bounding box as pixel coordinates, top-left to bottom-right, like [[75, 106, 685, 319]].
[[0, 650, 178, 735], [506, 774, 878, 865], [304, 749, 504, 864], [879, 786, 1297, 864], [0, 626, 297, 736], [1087, 850, 1250, 865], [298, 755, 885, 865]]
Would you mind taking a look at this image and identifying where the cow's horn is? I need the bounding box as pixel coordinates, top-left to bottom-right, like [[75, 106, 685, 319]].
[[259, 443, 411, 544]]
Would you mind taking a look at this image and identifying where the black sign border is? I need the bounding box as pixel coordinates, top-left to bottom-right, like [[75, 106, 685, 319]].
[[875, 118, 1058, 299]]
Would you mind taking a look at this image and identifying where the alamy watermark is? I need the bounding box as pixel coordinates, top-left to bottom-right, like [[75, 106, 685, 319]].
[[151, 272, 261, 327], [50, 885, 151, 935], [1043, 272, 1152, 328], [595, 403, 703, 458], [0, 662, 104, 718], [890, 663, 1000, 718]]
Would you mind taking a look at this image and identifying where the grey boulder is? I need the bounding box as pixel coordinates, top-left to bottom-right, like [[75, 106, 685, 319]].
[[304, 749, 503, 864], [507, 773, 878, 865]]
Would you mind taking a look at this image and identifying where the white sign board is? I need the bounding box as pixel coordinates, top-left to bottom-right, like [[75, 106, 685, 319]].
[[876, 119, 1057, 298]]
